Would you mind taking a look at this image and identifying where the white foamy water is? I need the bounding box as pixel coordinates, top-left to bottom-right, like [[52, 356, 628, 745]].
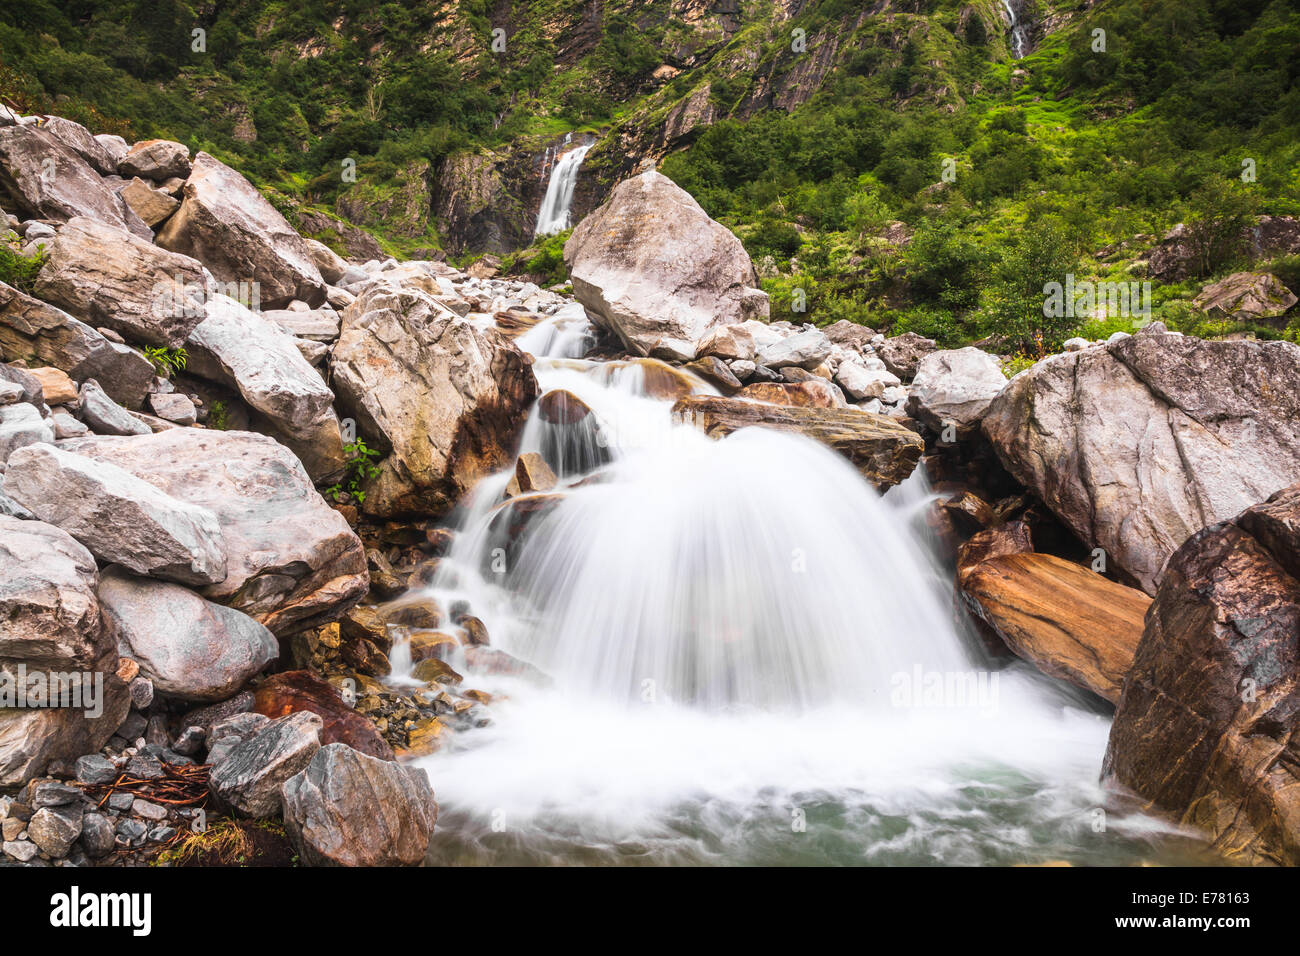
[[408, 315, 1205, 866], [534, 138, 592, 236]]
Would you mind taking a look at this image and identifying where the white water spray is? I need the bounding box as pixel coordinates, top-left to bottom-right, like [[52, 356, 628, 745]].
[[534, 138, 592, 237], [1000, 0, 1029, 58], [403, 313, 1194, 865]]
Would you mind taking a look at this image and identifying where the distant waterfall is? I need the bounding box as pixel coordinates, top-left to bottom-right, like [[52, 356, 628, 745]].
[[534, 139, 592, 237], [1000, 0, 1029, 58]]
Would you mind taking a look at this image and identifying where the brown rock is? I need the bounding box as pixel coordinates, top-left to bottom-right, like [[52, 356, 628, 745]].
[[1103, 483, 1300, 865], [253, 670, 394, 761], [736, 380, 846, 409], [504, 451, 557, 498], [958, 553, 1150, 703], [26, 367, 76, 405]]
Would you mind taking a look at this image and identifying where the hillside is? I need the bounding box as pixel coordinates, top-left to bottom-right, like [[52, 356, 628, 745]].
[[4, 1, 1299, 354]]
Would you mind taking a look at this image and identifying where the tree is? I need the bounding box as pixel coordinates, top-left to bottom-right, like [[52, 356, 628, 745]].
[[1182, 179, 1260, 278], [983, 223, 1080, 355]]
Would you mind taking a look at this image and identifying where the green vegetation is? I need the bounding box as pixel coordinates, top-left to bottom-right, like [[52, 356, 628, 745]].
[[0, 243, 47, 295], [3, 0, 1297, 350], [142, 345, 188, 376], [324, 438, 382, 505]]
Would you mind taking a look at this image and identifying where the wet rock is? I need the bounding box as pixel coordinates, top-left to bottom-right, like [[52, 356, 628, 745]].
[[983, 330, 1300, 594], [504, 451, 557, 497], [736, 380, 846, 409], [3, 444, 226, 585], [958, 553, 1150, 703], [97, 566, 278, 702], [157, 152, 325, 309], [253, 670, 393, 760], [281, 743, 437, 866], [27, 805, 81, 857], [564, 170, 768, 360], [80, 812, 114, 857], [62, 428, 368, 634], [1104, 483, 1300, 865], [671, 395, 922, 490], [208, 711, 322, 818]]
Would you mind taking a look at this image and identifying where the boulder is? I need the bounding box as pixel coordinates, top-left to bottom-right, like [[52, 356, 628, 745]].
[[97, 566, 277, 702], [3, 444, 227, 585], [253, 670, 393, 760], [185, 294, 344, 480], [156, 152, 326, 309], [208, 711, 321, 818], [40, 116, 117, 175], [117, 139, 192, 181], [262, 308, 339, 342], [696, 323, 757, 362], [1192, 271, 1296, 322], [0, 282, 154, 407], [671, 395, 922, 490], [958, 553, 1150, 703], [61, 428, 367, 634], [1103, 484, 1300, 865], [982, 330, 1300, 594], [756, 328, 832, 371], [736, 380, 846, 409], [0, 515, 110, 670], [906, 347, 1006, 435], [0, 125, 149, 237], [302, 238, 347, 285], [330, 279, 538, 516], [78, 378, 151, 436], [564, 170, 768, 360], [504, 451, 557, 498], [118, 177, 179, 229], [0, 402, 53, 463], [147, 392, 196, 425], [876, 332, 938, 381], [822, 320, 877, 352], [33, 217, 208, 348], [281, 743, 437, 866], [834, 353, 901, 401], [93, 134, 129, 168]]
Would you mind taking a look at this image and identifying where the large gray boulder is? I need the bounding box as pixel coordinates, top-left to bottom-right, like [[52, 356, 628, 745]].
[[0, 515, 129, 786], [905, 347, 1007, 436], [983, 329, 1300, 593], [564, 169, 769, 361], [282, 743, 437, 867], [156, 152, 326, 309], [3, 444, 227, 585], [330, 277, 538, 517], [209, 711, 321, 818], [185, 294, 344, 480], [97, 567, 277, 702], [0, 281, 154, 407], [61, 428, 367, 634], [33, 217, 208, 347], [0, 125, 149, 237], [118, 139, 191, 181], [40, 116, 117, 176], [1192, 271, 1297, 322]]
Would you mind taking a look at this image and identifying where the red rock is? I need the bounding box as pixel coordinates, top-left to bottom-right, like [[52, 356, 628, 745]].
[[253, 670, 393, 761]]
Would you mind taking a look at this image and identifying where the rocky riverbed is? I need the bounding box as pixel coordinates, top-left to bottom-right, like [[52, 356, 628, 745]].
[[1, 108, 1298, 867]]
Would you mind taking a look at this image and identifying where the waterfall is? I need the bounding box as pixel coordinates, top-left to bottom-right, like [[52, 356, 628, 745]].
[[398, 313, 1191, 865], [1000, 0, 1029, 58], [534, 140, 591, 237]]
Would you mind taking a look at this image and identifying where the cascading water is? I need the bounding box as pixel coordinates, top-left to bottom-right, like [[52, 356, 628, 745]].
[[1000, 0, 1030, 58], [534, 137, 592, 237], [402, 313, 1208, 865]]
